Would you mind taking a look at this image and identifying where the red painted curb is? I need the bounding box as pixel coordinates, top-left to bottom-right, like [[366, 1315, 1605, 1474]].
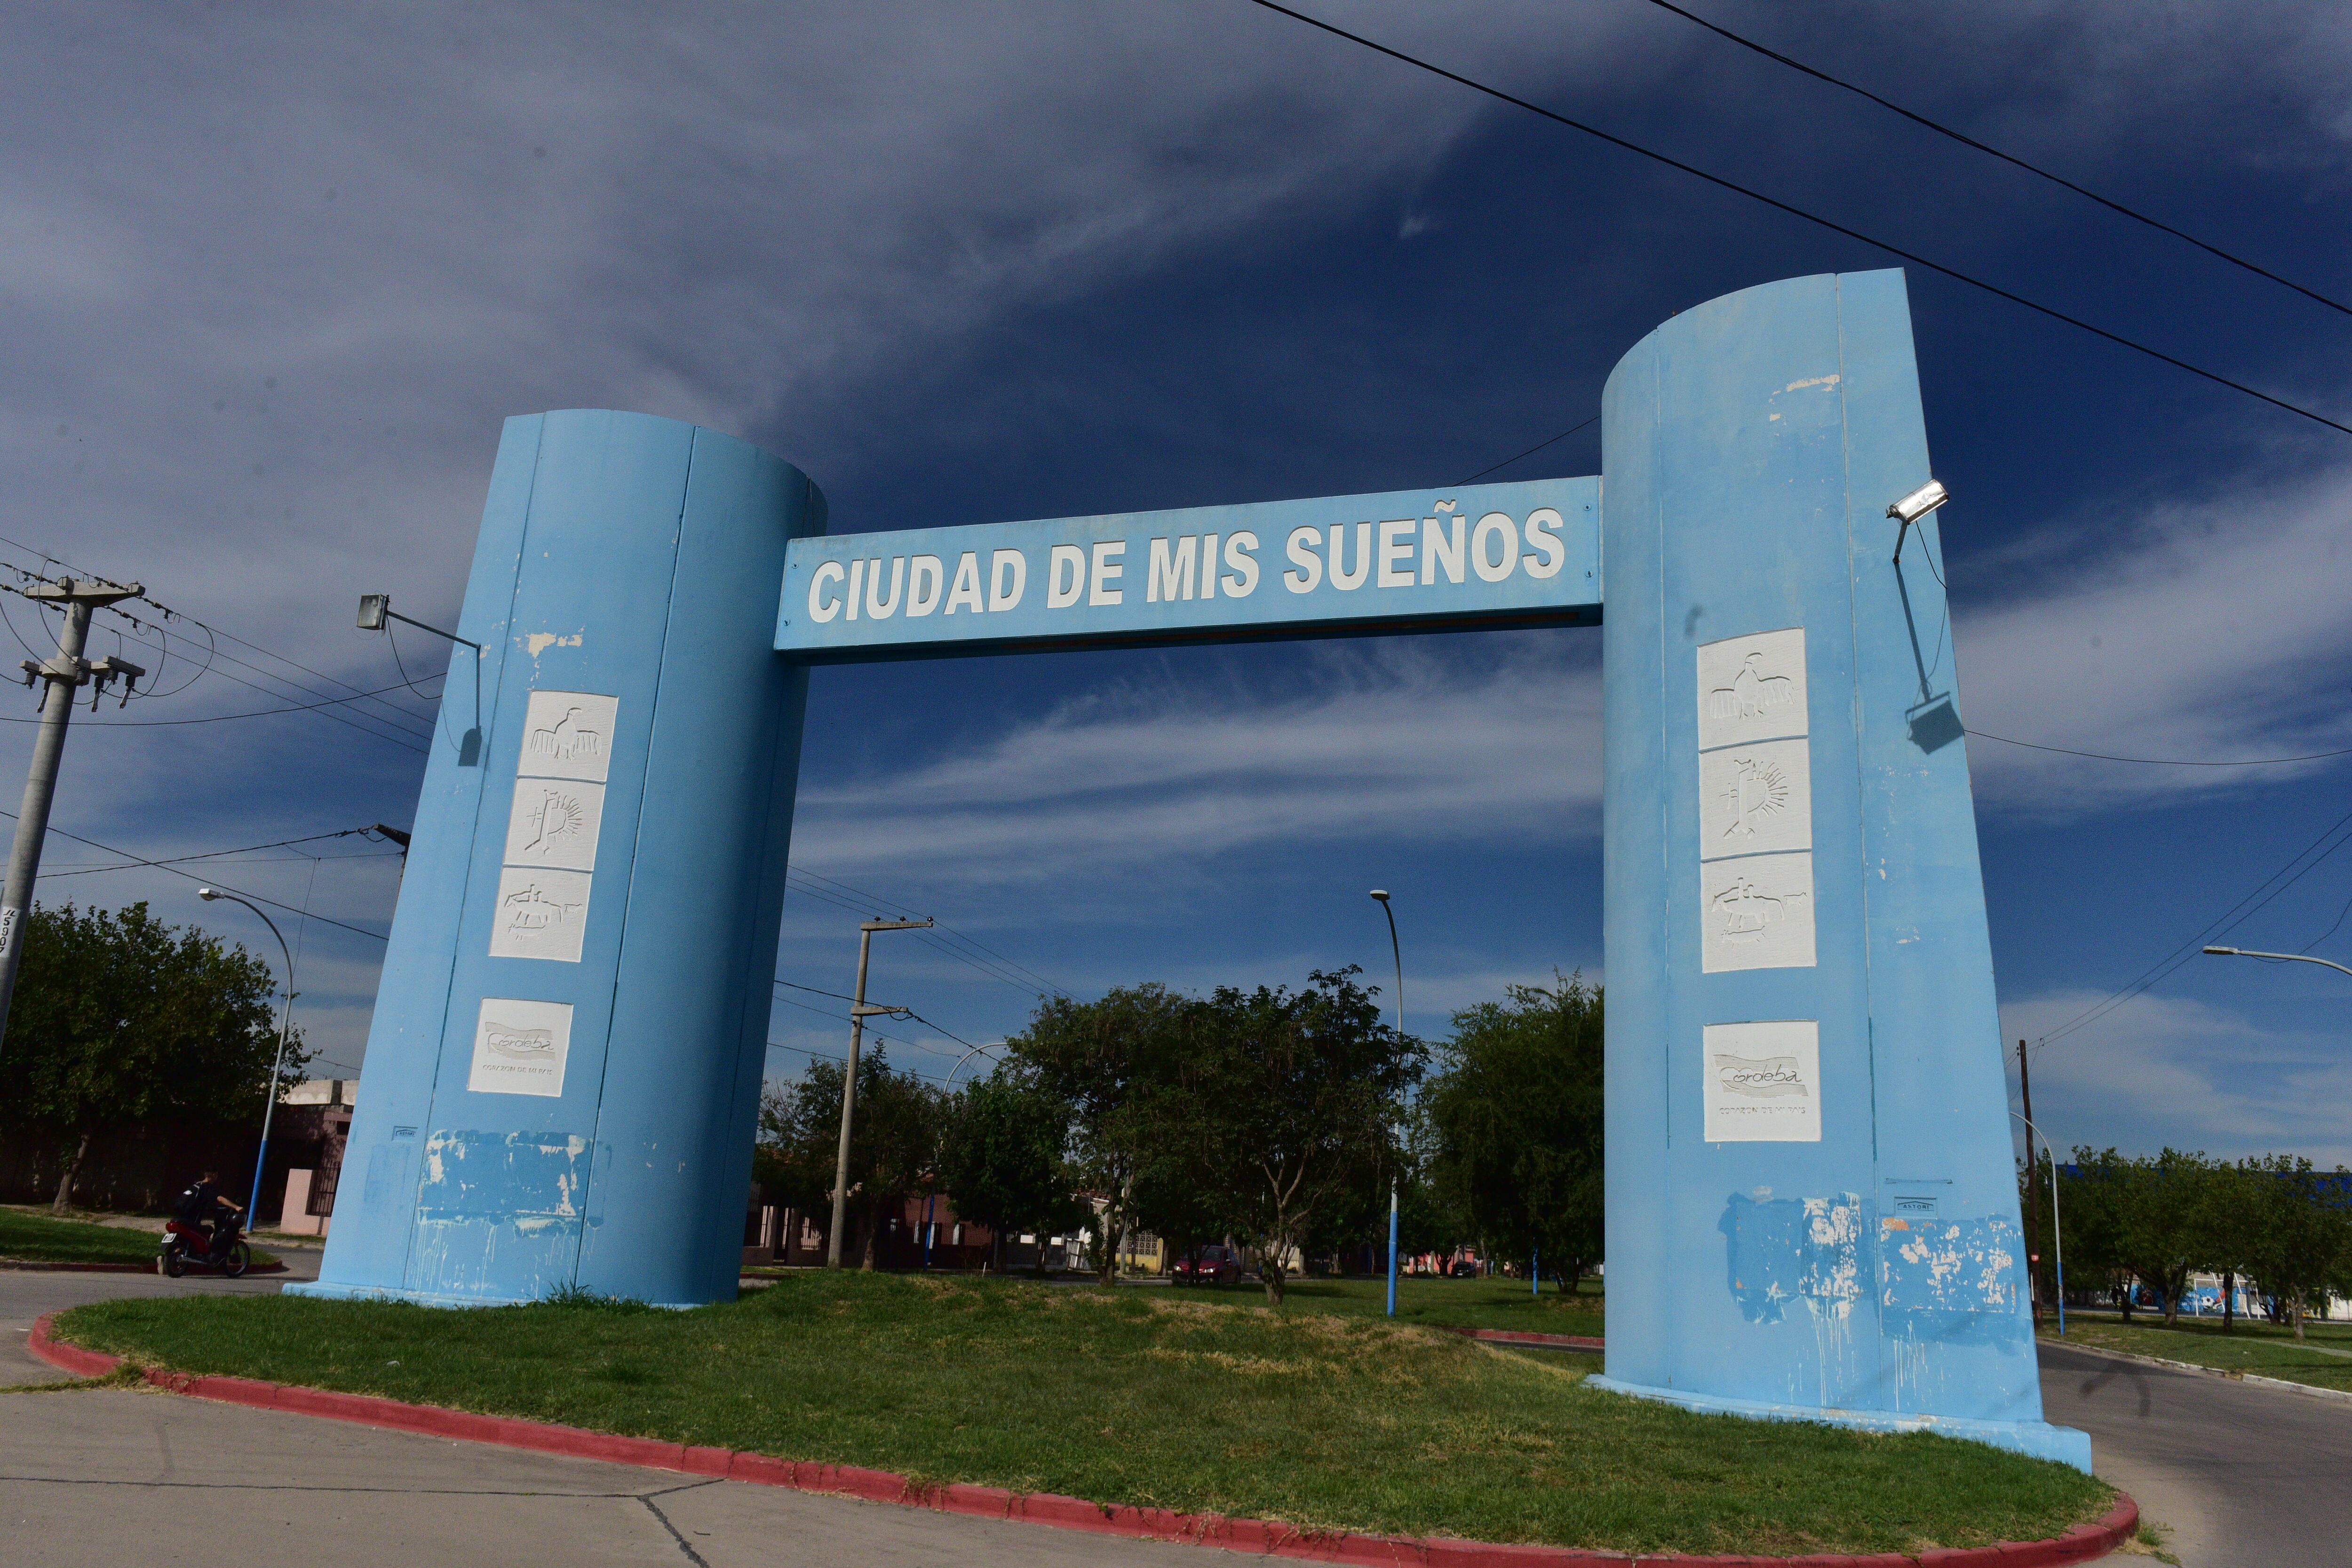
[[1447, 1327, 1607, 1352], [1, 1258, 286, 1274], [25, 1313, 2135, 1566]]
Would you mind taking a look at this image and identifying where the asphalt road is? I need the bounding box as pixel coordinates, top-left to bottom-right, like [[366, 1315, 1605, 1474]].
[[8, 1261, 2348, 1566], [2037, 1339, 2352, 1567]]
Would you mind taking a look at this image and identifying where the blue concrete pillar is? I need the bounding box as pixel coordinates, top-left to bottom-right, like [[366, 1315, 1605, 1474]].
[[1595, 272, 2088, 1467], [293, 411, 823, 1308]]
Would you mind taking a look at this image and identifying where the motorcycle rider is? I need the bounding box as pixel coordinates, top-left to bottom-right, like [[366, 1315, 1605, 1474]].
[[173, 1170, 244, 1261]]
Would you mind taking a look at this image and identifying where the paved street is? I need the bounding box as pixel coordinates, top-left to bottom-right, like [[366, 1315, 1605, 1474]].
[[1, 1262, 1203, 1567], [10, 1265, 2351, 1567], [2038, 1339, 2352, 1568]]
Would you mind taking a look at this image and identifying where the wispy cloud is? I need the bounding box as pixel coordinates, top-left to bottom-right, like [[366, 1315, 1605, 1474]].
[[1954, 462, 2352, 812], [2002, 987, 2352, 1166], [793, 638, 1600, 893]]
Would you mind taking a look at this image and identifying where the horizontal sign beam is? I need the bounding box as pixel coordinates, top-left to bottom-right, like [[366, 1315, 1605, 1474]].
[[773, 478, 1601, 663]]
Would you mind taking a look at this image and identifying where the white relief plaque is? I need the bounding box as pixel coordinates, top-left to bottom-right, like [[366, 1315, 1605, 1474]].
[[517, 691, 619, 784], [1696, 629, 1816, 971], [503, 778, 606, 873], [491, 690, 619, 963], [468, 996, 572, 1097], [488, 867, 593, 963], [1699, 739, 1812, 860], [1702, 1020, 1820, 1142], [1701, 853, 1816, 973], [1697, 627, 1807, 750]]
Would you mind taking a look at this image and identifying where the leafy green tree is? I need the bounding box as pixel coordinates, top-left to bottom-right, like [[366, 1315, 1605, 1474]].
[[936, 1066, 1084, 1271], [1177, 967, 1422, 1305], [1422, 972, 1604, 1287], [2060, 1148, 2217, 1325], [8, 901, 299, 1213], [1007, 984, 1191, 1283], [2219, 1155, 2352, 1342], [755, 1047, 939, 1269]]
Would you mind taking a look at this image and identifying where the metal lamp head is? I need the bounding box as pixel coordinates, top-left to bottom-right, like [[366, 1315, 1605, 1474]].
[[1887, 479, 1950, 525], [356, 593, 389, 631], [196, 887, 219, 901], [1369, 889, 1391, 902]]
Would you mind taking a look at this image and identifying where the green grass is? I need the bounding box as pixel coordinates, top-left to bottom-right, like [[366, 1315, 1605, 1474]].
[[1178, 1273, 1606, 1336], [55, 1272, 2109, 1555], [0, 1208, 275, 1268], [0, 1208, 167, 1265], [2047, 1314, 2352, 1394]]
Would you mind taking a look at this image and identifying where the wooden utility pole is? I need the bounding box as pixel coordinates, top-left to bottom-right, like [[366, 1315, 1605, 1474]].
[[0, 576, 143, 1061], [2018, 1039, 2041, 1328], [825, 916, 930, 1268]]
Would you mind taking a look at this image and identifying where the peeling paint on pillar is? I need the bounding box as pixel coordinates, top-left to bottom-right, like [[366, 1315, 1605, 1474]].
[[1590, 272, 2090, 1470], [293, 411, 823, 1312]]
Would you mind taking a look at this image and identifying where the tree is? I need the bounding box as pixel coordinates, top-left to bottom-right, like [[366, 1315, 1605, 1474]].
[[7, 901, 299, 1213], [2061, 1148, 2213, 1325], [1179, 967, 1422, 1305], [1008, 984, 1191, 1283], [2217, 1156, 2352, 1342], [936, 1066, 1083, 1271], [755, 1047, 939, 1269], [1423, 973, 1605, 1287]]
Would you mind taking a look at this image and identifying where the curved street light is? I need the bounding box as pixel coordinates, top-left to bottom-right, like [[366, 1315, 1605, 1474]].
[[923, 1041, 1004, 1270], [2203, 945, 2352, 979], [2010, 1110, 2066, 1337], [1371, 890, 1402, 1319], [198, 888, 297, 1230]]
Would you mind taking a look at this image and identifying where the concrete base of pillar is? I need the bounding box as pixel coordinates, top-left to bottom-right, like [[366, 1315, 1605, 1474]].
[[1586, 1374, 2094, 1471]]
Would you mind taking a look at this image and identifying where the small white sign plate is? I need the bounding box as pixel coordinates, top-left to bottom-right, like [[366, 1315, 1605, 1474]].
[[468, 996, 573, 1097], [1702, 1019, 1820, 1142], [488, 867, 593, 963], [503, 778, 606, 873], [518, 691, 620, 784], [1698, 738, 1813, 860], [1697, 627, 1807, 750], [1700, 852, 1816, 972]]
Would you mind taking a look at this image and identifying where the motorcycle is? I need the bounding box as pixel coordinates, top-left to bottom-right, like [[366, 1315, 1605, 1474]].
[[159, 1214, 250, 1278]]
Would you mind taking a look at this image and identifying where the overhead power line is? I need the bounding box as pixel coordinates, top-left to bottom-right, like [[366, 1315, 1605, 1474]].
[[0, 535, 443, 750], [763, 1035, 967, 1086], [1455, 414, 1599, 486], [1965, 730, 2352, 768], [2032, 797, 2352, 1051], [0, 675, 441, 731], [1243, 0, 2352, 439], [1637, 0, 2352, 320], [0, 805, 389, 943], [783, 865, 1066, 999], [35, 828, 401, 882]]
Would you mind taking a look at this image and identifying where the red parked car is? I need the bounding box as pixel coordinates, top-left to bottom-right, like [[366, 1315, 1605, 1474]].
[[1169, 1244, 1242, 1285]]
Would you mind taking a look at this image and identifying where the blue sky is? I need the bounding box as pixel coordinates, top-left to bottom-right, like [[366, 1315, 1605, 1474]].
[[3, 1, 2349, 1163]]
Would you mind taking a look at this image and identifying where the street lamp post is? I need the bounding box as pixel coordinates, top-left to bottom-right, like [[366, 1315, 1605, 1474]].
[[198, 888, 297, 1230], [2203, 945, 2352, 979], [925, 1041, 1001, 1270], [1371, 889, 1402, 1318], [2010, 1110, 2066, 1337]]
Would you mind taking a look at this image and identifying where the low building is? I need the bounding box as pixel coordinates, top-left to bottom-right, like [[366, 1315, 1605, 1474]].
[[266, 1079, 357, 1236]]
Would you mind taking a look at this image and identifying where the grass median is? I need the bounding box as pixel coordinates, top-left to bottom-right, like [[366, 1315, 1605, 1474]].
[[56, 1271, 2107, 1556], [0, 1207, 275, 1268], [2046, 1314, 2352, 1394], [1166, 1272, 1606, 1335]]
